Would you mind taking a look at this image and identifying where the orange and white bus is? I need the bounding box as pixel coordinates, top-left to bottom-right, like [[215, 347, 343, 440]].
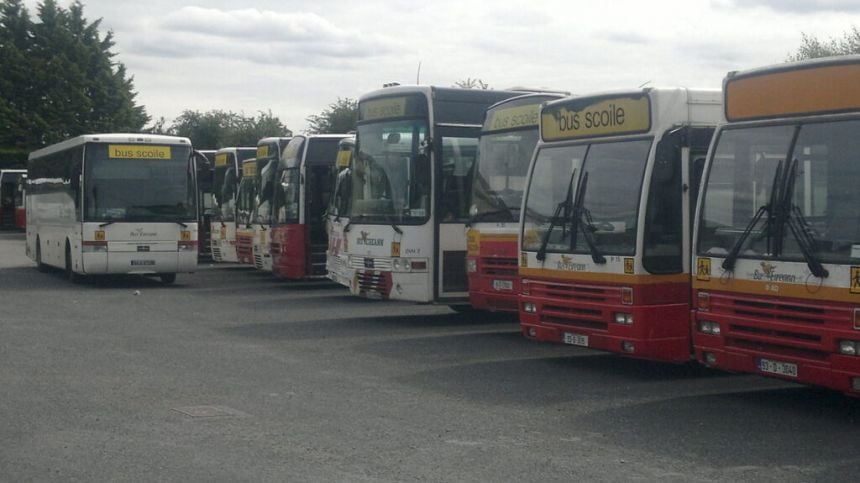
[[519, 88, 721, 362], [466, 93, 565, 312], [693, 55, 860, 395], [26, 134, 202, 283], [331, 85, 519, 304], [251, 137, 291, 270], [210, 147, 256, 263], [271, 134, 349, 279]]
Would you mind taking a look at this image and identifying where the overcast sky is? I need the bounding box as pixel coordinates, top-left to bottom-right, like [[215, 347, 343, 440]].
[[21, 0, 860, 134]]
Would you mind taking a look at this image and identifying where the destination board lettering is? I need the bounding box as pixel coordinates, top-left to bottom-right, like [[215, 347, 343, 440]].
[[541, 96, 650, 141], [485, 104, 541, 132], [362, 97, 407, 121], [215, 153, 229, 166], [336, 149, 352, 168], [108, 145, 171, 160], [257, 145, 270, 158], [242, 161, 257, 177]]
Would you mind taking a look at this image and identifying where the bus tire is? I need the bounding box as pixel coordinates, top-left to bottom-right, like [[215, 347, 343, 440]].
[[159, 273, 176, 285], [65, 242, 83, 284], [35, 238, 48, 272]]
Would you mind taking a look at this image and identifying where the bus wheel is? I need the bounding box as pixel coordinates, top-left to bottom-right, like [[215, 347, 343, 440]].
[[35, 238, 48, 272], [65, 242, 83, 284], [159, 273, 176, 285]]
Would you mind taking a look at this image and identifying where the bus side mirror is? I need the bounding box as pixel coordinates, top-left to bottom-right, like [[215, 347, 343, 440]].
[[420, 138, 433, 156]]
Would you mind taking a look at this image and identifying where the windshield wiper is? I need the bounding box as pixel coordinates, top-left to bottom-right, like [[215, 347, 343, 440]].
[[98, 220, 115, 227], [536, 169, 576, 261], [722, 160, 784, 272], [781, 158, 828, 278], [569, 172, 606, 264]]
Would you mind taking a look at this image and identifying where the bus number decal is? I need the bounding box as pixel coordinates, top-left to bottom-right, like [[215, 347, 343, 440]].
[[696, 257, 711, 281], [108, 145, 171, 160]]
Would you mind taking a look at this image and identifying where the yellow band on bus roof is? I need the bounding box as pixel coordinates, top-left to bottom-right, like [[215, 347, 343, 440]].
[[215, 153, 228, 166], [108, 145, 171, 160], [726, 62, 860, 121], [485, 103, 541, 132], [541, 96, 651, 141]]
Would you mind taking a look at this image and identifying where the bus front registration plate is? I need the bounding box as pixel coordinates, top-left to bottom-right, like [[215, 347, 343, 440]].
[[563, 332, 589, 347], [492, 279, 513, 291], [757, 358, 798, 378], [131, 260, 156, 266]]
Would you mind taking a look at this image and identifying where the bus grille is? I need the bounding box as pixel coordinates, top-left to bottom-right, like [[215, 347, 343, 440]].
[[357, 270, 391, 298], [528, 279, 617, 331], [254, 253, 264, 270], [480, 256, 518, 277], [350, 257, 393, 271], [211, 246, 222, 261], [704, 292, 844, 361]]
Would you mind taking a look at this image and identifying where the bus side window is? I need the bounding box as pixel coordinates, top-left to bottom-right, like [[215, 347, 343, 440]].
[[643, 128, 684, 274]]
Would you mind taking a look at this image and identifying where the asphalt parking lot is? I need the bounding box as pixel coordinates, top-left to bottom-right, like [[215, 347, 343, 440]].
[[1, 230, 858, 482]]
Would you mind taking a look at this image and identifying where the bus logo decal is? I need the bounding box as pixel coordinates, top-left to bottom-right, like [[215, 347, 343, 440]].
[[696, 258, 711, 281], [356, 230, 384, 247]]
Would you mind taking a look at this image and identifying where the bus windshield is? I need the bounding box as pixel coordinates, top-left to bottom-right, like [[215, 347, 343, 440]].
[[471, 129, 538, 223], [273, 167, 300, 225], [698, 119, 860, 265], [522, 139, 652, 256], [83, 143, 195, 222], [255, 160, 276, 224], [351, 120, 430, 223], [236, 175, 256, 226]]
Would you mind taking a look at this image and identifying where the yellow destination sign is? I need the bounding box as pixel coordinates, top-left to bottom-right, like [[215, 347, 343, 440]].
[[726, 62, 860, 121], [336, 149, 352, 168], [485, 104, 541, 132], [108, 145, 171, 160], [257, 145, 270, 158], [363, 96, 407, 121], [541, 96, 651, 141], [215, 153, 229, 166], [242, 160, 257, 177]]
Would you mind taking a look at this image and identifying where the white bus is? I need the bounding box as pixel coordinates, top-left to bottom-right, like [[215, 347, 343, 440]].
[[26, 134, 201, 283], [332, 85, 519, 304], [210, 147, 256, 263], [251, 137, 291, 271]]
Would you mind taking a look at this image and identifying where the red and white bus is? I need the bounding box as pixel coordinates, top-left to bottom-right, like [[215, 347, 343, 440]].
[[693, 56, 860, 395], [251, 137, 292, 271], [326, 136, 355, 287], [331, 85, 519, 304], [466, 93, 565, 312], [26, 134, 202, 283], [519, 88, 721, 362], [235, 158, 258, 265], [0, 169, 25, 230], [210, 147, 256, 263], [271, 134, 348, 279]]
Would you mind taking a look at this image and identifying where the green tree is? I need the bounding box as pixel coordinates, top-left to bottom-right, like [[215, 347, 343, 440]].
[[169, 110, 291, 149], [0, 0, 148, 157], [306, 98, 357, 134], [788, 26, 860, 61]]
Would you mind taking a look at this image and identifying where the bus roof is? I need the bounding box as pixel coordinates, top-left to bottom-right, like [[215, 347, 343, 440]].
[[540, 87, 721, 142], [28, 133, 192, 160], [724, 54, 860, 122], [358, 85, 521, 125], [483, 92, 568, 133]]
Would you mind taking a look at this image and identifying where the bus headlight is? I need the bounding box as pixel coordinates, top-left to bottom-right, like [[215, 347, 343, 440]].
[[839, 340, 859, 356], [466, 258, 477, 273], [614, 313, 633, 325], [523, 302, 537, 313], [698, 320, 721, 335]]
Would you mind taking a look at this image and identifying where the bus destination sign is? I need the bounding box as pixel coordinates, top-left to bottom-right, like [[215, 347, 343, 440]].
[[361, 96, 407, 121], [108, 145, 171, 160], [215, 153, 229, 166], [485, 104, 541, 132], [257, 145, 270, 159], [541, 95, 651, 141], [242, 160, 257, 177]]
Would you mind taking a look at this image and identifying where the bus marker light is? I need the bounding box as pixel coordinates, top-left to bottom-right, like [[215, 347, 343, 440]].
[[853, 378, 860, 391], [703, 352, 717, 365], [527, 327, 536, 337], [521, 279, 530, 295], [697, 292, 710, 311], [839, 340, 858, 356], [614, 313, 633, 325], [466, 258, 477, 273], [621, 287, 633, 305], [411, 260, 427, 271], [622, 341, 635, 353], [523, 302, 537, 313]]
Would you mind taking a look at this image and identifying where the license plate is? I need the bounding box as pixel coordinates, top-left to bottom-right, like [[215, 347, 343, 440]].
[[492, 279, 513, 291], [131, 260, 156, 266], [757, 358, 798, 378], [563, 332, 589, 347]]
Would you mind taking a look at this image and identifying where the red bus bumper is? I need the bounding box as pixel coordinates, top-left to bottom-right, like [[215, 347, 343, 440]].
[[236, 232, 254, 265], [271, 224, 307, 279], [693, 290, 860, 395], [466, 241, 519, 313], [520, 277, 692, 363]]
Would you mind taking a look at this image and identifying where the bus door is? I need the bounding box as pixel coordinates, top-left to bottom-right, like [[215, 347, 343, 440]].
[[435, 125, 481, 299]]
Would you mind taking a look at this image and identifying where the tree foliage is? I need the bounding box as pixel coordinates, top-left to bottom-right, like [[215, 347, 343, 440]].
[[0, 0, 148, 162], [306, 98, 357, 134], [454, 78, 490, 90], [788, 26, 860, 61], [154, 110, 292, 150]]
